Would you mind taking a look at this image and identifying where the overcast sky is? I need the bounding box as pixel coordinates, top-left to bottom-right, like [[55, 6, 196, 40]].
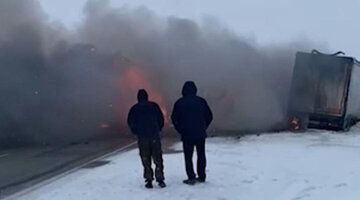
[[39, 0, 360, 57]]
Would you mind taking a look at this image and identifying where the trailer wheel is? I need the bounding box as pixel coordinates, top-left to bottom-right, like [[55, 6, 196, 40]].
[[343, 118, 351, 132]]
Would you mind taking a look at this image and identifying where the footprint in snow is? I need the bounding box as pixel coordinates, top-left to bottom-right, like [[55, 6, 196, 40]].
[[241, 180, 253, 184], [301, 186, 317, 193], [334, 183, 348, 188], [292, 193, 311, 200]]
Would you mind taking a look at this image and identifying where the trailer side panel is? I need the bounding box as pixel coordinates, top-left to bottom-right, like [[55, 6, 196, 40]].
[[345, 62, 360, 122]]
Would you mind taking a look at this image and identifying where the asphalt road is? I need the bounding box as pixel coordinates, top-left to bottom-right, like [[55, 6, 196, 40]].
[[0, 129, 238, 199], [0, 135, 136, 199]]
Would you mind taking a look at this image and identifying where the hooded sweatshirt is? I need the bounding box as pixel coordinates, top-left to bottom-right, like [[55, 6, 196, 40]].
[[127, 89, 164, 138], [171, 81, 213, 140]]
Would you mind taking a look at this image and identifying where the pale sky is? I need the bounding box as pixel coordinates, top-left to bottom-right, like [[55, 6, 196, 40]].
[[39, 0, 360, 57]]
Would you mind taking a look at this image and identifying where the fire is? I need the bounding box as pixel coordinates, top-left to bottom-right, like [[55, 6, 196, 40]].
[[123, 67, 169, 124], [290, 117, 300, 131], [100, 123, 110, 129], [110, 57, 169, 128]]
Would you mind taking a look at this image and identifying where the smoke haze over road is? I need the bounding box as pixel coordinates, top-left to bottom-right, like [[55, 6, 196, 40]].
[[0, 0, 320, 145]]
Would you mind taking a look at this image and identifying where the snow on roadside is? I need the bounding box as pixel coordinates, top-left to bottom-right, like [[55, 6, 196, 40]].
[[11, 128, 360, 200]]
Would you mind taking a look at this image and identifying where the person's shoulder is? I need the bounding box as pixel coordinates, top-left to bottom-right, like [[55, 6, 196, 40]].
[[149, 102, 163, 111], [196, 96, 207, 103], [148, 101, 160, 107], [175, 97, 186, 105], [129, 103, 140, 111], [196, 96, 205, 100]]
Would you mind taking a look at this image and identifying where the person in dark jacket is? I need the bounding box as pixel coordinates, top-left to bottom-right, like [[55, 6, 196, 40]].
[[127, 89, 166, 188], [171, 81, 213, 185]]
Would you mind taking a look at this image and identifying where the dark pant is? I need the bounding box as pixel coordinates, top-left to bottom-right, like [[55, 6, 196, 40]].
[[182, 138, 206, 180], [138, 138, 164, 182]]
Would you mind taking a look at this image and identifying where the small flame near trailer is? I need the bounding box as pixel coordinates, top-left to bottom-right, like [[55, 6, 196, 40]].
[[290, 117, 300, 131]]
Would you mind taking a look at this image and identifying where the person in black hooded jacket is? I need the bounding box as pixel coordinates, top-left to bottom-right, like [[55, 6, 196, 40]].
[[171, 81, 213, 185], [127, 89, 166, 188]]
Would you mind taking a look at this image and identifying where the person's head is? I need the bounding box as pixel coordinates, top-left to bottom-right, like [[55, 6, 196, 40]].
[[137, 89, 148, 102], [182, 81, 197, 97]]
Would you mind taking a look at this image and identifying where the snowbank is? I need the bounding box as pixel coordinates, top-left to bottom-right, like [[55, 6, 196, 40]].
[[10, 129, 360, 200]]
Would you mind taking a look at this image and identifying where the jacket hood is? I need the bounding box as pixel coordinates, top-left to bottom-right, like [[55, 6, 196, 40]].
[[137, 89, 149, 102], [182, 81, 197, 97]]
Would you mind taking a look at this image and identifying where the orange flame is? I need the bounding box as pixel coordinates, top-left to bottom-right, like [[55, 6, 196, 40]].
[[123, 67, 169, 124], [290, 117, 300, 131]]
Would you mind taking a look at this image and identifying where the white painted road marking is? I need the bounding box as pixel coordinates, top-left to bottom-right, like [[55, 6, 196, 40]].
[[0, 154, 9, 158]]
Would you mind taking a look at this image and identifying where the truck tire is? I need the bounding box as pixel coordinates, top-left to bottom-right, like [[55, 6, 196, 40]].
[[342, 118, 351, 132]]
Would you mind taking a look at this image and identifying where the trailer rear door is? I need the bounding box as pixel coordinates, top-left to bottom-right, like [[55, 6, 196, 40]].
[[314, 57, 351, 116], [288, 53, 318, 113]]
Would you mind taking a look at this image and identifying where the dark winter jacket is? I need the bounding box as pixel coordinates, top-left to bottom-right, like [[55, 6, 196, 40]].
[[171, 81, 213, 141], [127, 90, 164, 139]]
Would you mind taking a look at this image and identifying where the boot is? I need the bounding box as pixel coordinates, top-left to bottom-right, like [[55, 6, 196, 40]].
[[183, 178, 196, 185], [158, 180, 166, 188], [145, 180, 153, 189], [196, 177, 205, 183]]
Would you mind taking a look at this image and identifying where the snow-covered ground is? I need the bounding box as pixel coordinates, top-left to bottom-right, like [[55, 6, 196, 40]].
[[9, 127, 360, 200]]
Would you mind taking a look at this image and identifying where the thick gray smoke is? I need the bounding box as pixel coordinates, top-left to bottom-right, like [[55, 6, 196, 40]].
[[0, 0, 315, 146], [0, 0, 114, 146]]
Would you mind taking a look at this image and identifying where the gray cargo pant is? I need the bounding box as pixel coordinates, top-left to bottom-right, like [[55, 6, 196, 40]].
[[138, 138, 164, 182]]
